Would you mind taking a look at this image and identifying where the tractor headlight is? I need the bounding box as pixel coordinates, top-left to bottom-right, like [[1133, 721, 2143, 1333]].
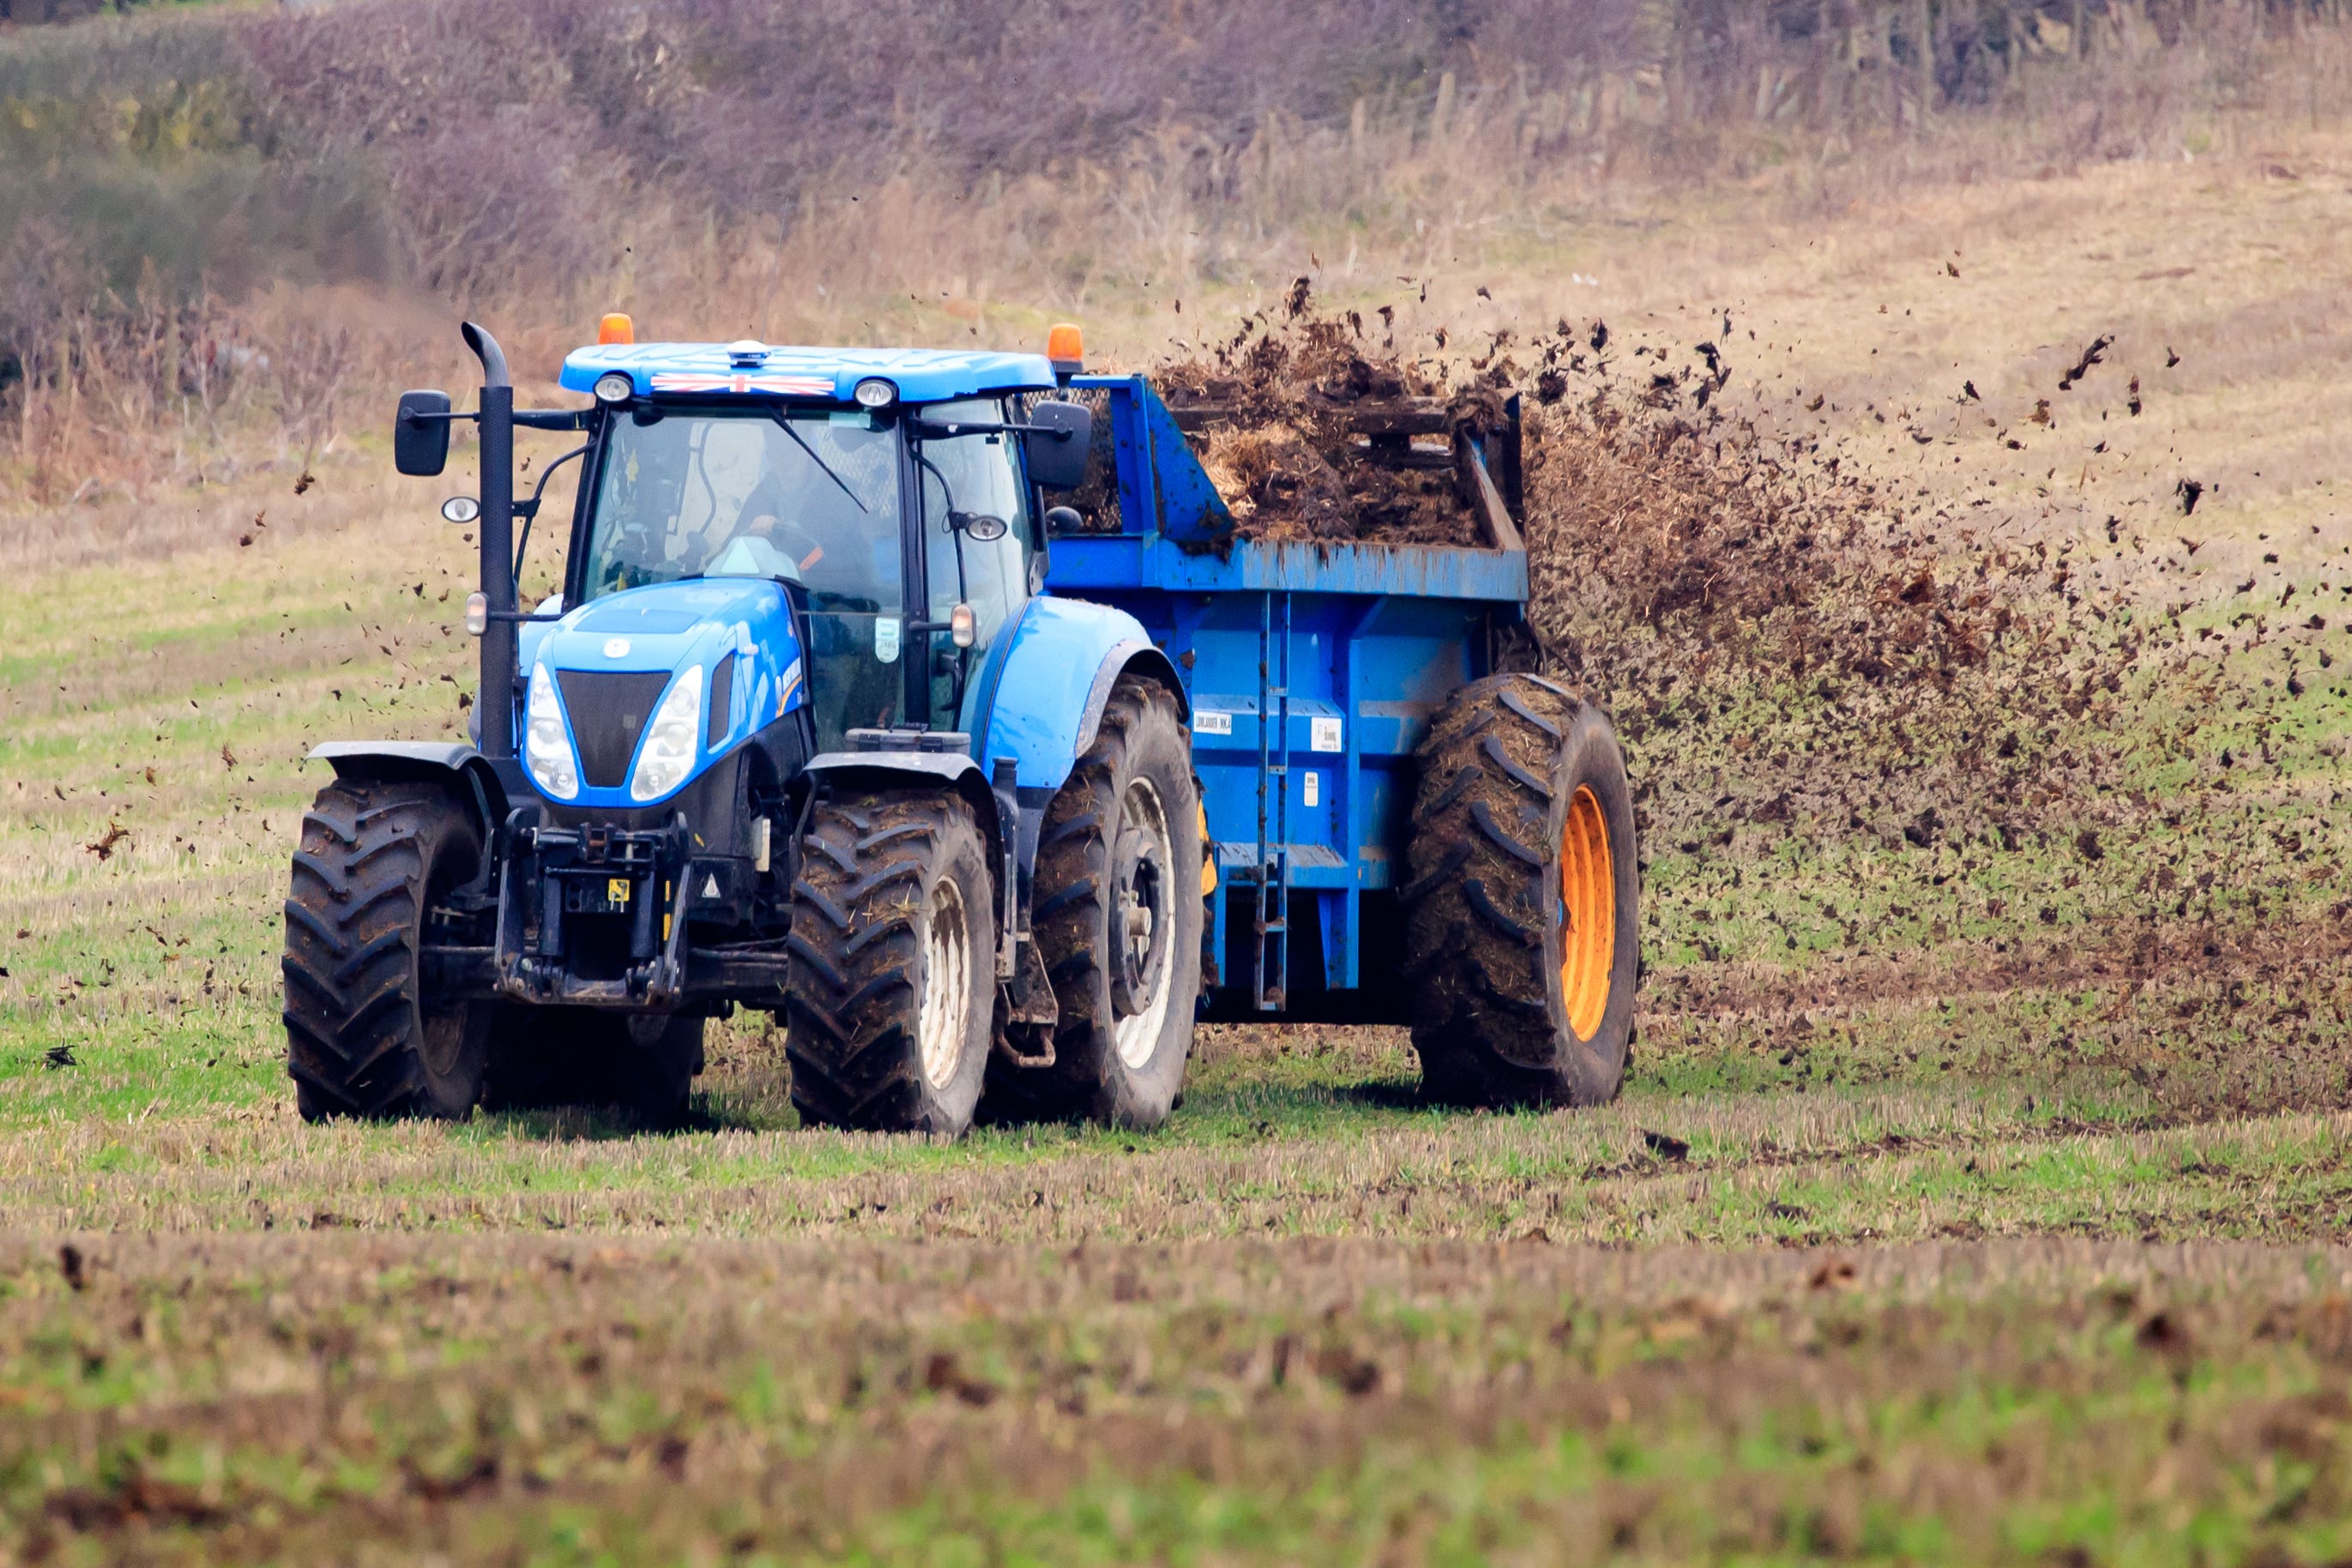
[[629, 665, 703, 802], [853, 377, 896, 409], [525, 664, 580, 800], [593, 372, 634, 405]]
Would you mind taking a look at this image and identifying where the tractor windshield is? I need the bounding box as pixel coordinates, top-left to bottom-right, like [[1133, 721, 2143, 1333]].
[[582, 409, 902, 613], [581, 409, 908, 744]]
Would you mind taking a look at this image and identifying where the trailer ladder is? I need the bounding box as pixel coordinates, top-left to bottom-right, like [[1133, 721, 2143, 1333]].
[[1252, 590, 1292, 1010]]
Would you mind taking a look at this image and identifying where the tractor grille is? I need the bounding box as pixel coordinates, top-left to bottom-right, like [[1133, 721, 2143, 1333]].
[[557, 670, 672, 789]]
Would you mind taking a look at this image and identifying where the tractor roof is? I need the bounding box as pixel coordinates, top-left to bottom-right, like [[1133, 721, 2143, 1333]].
[[558, 341, 1058, 403]]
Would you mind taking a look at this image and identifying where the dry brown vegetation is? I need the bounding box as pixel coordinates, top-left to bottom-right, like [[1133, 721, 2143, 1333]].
[[6, 0, 2352, 503]]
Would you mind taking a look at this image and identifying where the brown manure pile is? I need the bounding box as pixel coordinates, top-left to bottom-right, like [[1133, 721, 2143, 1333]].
[[1149, 286, 1511, 547]]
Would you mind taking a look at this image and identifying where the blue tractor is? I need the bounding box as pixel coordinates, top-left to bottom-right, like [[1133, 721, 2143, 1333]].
[[282, 318, 1638, 1133]]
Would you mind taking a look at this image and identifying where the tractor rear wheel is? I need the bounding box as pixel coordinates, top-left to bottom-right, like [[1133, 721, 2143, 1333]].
[[482, 1007, 705, 1127], [1402, 674, 1639, 1107], [985, 676, 1203, 1127], [785, 789, 995, 1136], [281, 779, 490, 1121]]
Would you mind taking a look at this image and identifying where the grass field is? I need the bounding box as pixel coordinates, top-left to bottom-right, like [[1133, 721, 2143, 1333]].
[[7, 93, 2352, 1565]]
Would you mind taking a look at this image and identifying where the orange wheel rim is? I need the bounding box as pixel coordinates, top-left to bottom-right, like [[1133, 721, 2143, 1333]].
[[1560, 785, 1616, 1041]]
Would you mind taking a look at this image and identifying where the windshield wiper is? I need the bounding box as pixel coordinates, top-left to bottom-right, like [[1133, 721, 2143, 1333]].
[[764, 409, 867, 514]]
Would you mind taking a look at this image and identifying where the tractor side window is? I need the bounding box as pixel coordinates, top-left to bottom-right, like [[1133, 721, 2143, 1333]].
[[917, 397, 1032, 717]]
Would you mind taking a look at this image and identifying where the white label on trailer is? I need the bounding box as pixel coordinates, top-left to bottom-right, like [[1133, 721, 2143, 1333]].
[[1193, 710, 1233, 736], [1311, 715, 1343, 752], [1303, 771, 1320, 807]]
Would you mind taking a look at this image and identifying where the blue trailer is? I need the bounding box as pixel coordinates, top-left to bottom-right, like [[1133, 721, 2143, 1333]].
[[282, 320, 1637, 1133]]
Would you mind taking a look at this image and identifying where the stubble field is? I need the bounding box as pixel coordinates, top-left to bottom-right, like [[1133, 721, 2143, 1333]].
[[6, 105, 2352, 1565]]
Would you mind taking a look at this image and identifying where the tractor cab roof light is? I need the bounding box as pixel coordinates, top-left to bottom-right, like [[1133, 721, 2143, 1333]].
[[592, 371, 634, 405], [1046, 323, 1084, 378], [853, 377, 897, 409], [597, 312, 635, 346]]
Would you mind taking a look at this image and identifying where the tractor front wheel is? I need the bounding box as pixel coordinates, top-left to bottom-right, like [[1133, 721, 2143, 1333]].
[[1402, 673, 1639, 1107], [785, 789, 995, 1136], [281, 779, 491, 1121]]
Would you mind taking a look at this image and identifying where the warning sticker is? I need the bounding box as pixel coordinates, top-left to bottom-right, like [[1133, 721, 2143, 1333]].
[[1310, 715, 1343, 752], [1193, 710, 1233, 736]]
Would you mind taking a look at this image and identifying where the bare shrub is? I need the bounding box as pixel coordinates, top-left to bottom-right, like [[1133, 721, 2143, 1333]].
[[2, 0, 2350, 501]]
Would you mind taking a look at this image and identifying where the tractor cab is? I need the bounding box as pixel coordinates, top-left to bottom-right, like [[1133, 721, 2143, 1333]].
[[550, 336, 1089, 759]]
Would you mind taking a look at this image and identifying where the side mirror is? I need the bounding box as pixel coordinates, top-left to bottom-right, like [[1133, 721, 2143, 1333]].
[[1043, 505, 1085, 537], [1022, 401, 1093, 491], [395, 389, 453, 477]]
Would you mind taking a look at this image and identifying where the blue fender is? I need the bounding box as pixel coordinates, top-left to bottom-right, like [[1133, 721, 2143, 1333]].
[[953, 594, 1185, 994], [960, 595, 1187, 801]]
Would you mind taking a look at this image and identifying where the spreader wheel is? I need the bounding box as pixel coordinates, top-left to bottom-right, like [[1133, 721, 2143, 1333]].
[[1402, 673, 1640, 1107]]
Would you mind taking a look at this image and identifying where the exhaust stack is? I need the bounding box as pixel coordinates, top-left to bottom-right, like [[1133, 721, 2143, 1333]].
[[461, 322, 519, 764]]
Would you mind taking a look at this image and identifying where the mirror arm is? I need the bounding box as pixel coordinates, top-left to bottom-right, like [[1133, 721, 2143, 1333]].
[[512, 442, 590, 580], [911, 418, 1071, 443], [402, 409, 582, 431]]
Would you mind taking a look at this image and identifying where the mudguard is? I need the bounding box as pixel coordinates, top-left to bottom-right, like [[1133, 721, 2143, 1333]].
[[307, 740, 506, 824], [961, 596, 1188, 801], [801, 750, 998, 841], [945, 595, 1186, 989]]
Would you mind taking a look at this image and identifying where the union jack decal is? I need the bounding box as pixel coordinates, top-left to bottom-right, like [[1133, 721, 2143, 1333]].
[[648, 371, 836, 397]]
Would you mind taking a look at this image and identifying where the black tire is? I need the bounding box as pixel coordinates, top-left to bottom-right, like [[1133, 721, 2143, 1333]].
[[985, 677, 1203, 1128], [786, 789, 995, 1135], [282, 779, 490, 1121], [1402, 673, 1639, 1107], [482, 1007, 706, 1127]]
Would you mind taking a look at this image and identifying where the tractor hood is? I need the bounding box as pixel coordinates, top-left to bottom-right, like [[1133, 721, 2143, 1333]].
[[516, 577, 805, 808]]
